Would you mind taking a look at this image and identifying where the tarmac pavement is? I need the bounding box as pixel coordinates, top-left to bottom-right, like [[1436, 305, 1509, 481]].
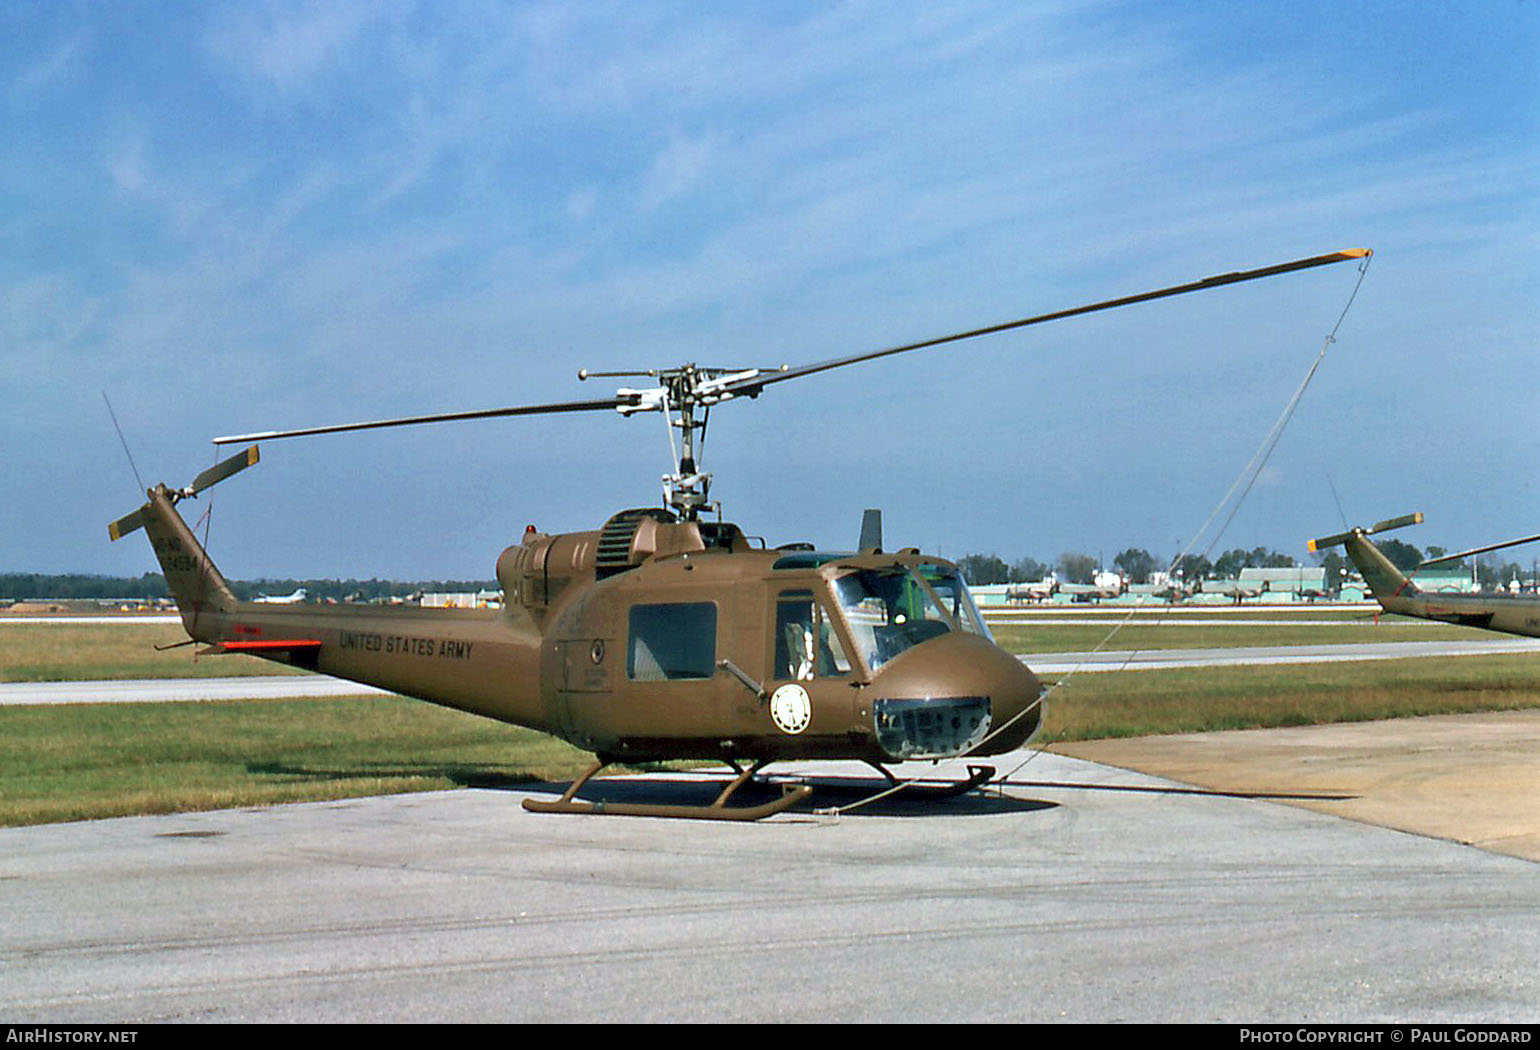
[[2, 748, 1536, 1023]]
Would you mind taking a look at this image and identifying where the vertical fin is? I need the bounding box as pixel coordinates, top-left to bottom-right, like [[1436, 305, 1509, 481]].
[[859, 508, 883, 553], [1342, 532, 1419, 604], [137, 485, 239, 640], [106, 444, 260, 639]]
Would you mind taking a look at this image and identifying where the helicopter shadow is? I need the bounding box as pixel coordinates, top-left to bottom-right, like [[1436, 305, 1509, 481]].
[[246, 760, 544, 791], [247, 762, 1349, 816], [516, 772, 1059, 819], [247, 761, 1057, 817]]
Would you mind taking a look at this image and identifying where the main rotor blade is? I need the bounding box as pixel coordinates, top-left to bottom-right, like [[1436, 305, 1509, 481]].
[[212, 248, 1368, 448], [720, 249, 1371, 398], [213, 396, 633, 446], [1420, 532, 1540, 568]]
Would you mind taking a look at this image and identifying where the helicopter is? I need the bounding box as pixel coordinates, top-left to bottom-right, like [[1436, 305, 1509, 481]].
[[1310, 513, 1540, 638], [110, 248, 1370, 820]]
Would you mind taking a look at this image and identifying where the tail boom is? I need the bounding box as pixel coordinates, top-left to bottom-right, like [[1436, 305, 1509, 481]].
[[1312, 516, 1540, 637], [135, 484, 240, 640], [110, 478, 553, 732]]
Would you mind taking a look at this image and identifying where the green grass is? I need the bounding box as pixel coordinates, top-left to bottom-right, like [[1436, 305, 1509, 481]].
[[989, 615, 1490, 653], [0, 623, 304, 681], [1036, 653, 1540, 742], [0, 696, 598, 826]]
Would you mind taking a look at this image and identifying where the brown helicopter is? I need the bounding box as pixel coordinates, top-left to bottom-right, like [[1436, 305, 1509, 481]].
[[111, 249, 1369, 820], [1311, 513, 1540, 638]]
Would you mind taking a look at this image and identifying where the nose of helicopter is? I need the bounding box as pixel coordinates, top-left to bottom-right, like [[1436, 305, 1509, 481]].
[[865, 632, 1043, 761]]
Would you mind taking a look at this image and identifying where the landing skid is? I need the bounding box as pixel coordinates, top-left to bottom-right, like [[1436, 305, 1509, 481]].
[[522, 759, 812, 821], [864, 761, 997, 800]]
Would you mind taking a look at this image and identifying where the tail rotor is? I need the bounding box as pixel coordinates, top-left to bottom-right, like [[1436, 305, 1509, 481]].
[[108, 444, 260, 542], [1308, 512, 1423, 554]]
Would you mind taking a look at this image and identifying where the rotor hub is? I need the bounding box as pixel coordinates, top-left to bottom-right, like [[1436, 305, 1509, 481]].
[[598, 362, 779, 520]]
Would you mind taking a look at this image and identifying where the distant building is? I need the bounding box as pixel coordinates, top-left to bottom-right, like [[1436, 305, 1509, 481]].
[[1238, 566, 1326, 599], [419, 590, 503, 609], [1406, 568, 1477, 594]]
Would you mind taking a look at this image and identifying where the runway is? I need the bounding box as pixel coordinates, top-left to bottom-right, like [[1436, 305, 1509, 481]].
[[2, 750, 1536, 1023], [0, 615, 182, 625], [0, 675, 389, 705]]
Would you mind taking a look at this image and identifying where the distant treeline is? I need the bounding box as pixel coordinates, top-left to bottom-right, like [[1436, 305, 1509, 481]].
[[0, 574, 497, 603], [956, 546, 1301, 586]]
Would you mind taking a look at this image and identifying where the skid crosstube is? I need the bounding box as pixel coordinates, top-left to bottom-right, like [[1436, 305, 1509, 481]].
[[521, 759, 812, 822]]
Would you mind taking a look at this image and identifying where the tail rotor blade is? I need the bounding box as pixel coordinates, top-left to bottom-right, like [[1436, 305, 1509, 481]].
[[1368, 512, 1423, 536], [109, 444, 259, 541], [189, 444, 260, 496], [108, 507, 147, 542], [1307, 530, 1354, 553], [1310, 512, 1423, 553]]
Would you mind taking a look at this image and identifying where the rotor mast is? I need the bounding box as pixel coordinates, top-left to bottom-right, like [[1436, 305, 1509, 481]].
[[586, 362, 785, 520]]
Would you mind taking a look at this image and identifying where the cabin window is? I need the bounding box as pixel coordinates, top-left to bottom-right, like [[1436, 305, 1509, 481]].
[[627, 602, 717, 681], [774, 589, 851, 680]]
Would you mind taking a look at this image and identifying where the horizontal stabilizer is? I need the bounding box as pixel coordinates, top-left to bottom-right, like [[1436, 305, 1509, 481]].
[[201, 639, 322, 654]]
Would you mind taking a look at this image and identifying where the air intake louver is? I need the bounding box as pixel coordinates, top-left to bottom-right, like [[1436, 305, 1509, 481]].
[[595, 508, 676, 579]]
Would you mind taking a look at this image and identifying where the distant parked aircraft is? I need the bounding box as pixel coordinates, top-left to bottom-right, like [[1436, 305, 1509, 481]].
[[1006, 578, 1058, 603], [253, 587, 307, 605], [1195, 579, 1264, 604]]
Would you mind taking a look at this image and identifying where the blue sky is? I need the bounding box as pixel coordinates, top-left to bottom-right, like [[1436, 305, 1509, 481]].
[[3, 1, 1536, 579]]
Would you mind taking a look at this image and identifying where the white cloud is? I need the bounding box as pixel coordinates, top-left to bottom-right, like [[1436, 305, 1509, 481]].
[[4, 1, 1536, 573], [104, 131, 148, 194], [639, 131, 718, 212], [11, 34, 85, 101], [203, 0, 385, 97]]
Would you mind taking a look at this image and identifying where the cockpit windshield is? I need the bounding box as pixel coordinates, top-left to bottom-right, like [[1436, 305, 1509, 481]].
[[831, 568, 954, 672], [919, 563, 994, 641]]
